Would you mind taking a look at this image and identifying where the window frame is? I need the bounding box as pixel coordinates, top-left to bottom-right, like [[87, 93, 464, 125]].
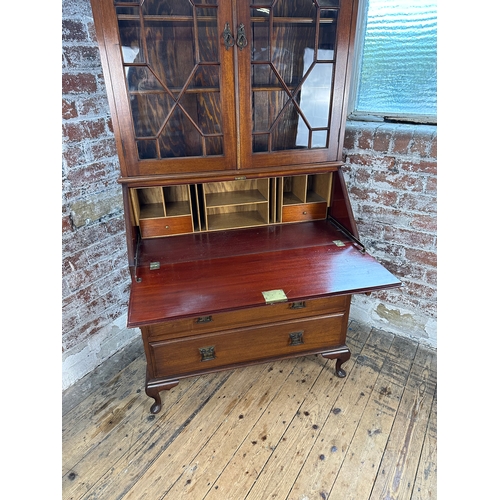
[[347, 0, 437, 125]]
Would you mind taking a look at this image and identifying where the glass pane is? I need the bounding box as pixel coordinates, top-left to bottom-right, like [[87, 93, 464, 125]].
[[253, 92, 270, 132], [143, 20, 196, 89], [311, 130, 328, 148], [118, 15, 146, 79], [253, 90, 291, 133], [251, 8, 270, 61], [252, 64, 280, 88], [143, 0, 190, 16], [115, 0, 225, 160], [270, 104, 303, 151], [131, 93, 175, 138], [183, 65, 221, 138], [250, 0, 273, 6], [196, 7, 219, 63], [188, 65, 220, 91], [205, 137, 223, 156], [253, 134, 269, 153], [273, 0, 315, 18], [251, 0, 338, 153], [316, 0, 340, 7], [356, 0, 437, 116], [272, 23, 316, 86], [180, 91, 222, 135], [137, 140, 158, 160], [298, 61, 333, 130], [158, 107, 203, 158], [127, 66, 165, 92], [318, 9, 337, 54]]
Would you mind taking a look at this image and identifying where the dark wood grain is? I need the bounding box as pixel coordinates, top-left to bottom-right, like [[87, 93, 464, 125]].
[[149, 313, 346, 378], [136, 219, 346, 265], [144, 295, 348, 341], [128, 220, 400, 327]]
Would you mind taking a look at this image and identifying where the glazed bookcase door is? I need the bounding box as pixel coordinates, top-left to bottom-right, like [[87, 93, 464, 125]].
[[237, 0, 355, 169], [92, 0, 238, 177]]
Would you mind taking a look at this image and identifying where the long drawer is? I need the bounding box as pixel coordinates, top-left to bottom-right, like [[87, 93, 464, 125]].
[[144, 295, 349, 341], [148, 313, 347, 379]]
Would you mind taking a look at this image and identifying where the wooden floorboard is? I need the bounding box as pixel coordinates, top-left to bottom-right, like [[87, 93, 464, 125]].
[[62, 320, 437, 500]]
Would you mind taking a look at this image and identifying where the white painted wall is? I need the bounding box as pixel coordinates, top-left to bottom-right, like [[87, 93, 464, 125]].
[[62, 313, 140, 391]]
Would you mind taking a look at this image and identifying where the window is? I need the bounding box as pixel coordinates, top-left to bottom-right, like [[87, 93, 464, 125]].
[[349, 0, 437, 124]]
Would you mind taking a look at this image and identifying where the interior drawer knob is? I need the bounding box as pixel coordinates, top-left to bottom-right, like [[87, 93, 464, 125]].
[[289, 331, 304, 346]]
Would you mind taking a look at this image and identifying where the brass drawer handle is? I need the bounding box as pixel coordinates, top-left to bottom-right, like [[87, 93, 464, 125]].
[[290, 301, 306, 309], [199, 345, 216, 362], [196, 315, 213, 324], [289, 331, 304, 346]]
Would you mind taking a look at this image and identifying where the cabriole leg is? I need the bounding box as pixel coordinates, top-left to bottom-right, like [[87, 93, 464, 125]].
[[322, 347, 351, 378], [335, 352, 351, 378], [145, 387, 162, 414], [145, 379, 179, 414]]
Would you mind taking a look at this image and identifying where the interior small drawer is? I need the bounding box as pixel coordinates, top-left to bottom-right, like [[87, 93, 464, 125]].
[[139, 216, 193, 238], [282, 202, 327, 223], [149, 313, 347, 378], [145, 295, 349, 340]]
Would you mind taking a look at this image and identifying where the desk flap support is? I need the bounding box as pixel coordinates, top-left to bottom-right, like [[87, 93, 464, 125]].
[[328, 217, 366, 254], [134, 234, 142, 282]]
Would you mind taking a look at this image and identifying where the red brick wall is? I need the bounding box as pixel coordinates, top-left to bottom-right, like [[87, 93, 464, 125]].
[[62, 0, 135, 387], [343, 121, 437, 346]]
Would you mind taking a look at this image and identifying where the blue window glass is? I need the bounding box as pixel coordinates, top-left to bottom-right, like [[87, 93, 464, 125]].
[[355, 0, 437, 118]]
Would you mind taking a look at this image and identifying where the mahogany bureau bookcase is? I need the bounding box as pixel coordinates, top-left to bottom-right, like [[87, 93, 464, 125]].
[[90, 0, 401, 414]]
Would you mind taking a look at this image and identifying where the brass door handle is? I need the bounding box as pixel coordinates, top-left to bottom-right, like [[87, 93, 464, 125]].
[[222, 22, 235, 50], [236, 23, 248, 50]]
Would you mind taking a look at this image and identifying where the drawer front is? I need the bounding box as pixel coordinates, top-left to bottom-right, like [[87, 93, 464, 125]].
[[149, 313, 346, 378], [145, 295, 349, 340], [282, 203, 327, 223], [139, 216, 193, 238]]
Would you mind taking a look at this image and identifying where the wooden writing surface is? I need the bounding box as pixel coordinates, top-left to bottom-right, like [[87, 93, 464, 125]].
[[128, 220, 400, 327]]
